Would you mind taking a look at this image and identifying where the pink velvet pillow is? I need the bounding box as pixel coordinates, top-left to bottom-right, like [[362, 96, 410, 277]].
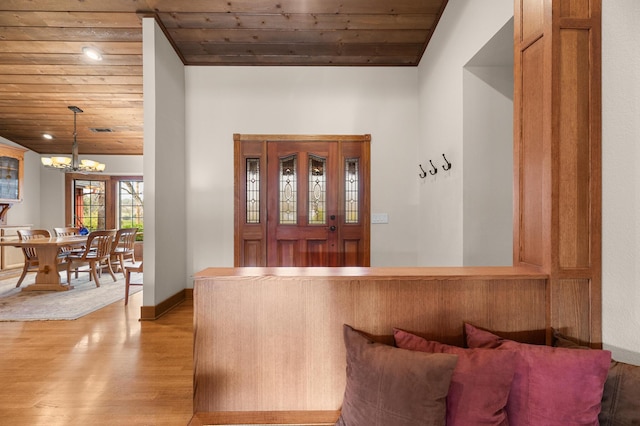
[[465, 323, 611, 426], [394, 328, 516, 426]]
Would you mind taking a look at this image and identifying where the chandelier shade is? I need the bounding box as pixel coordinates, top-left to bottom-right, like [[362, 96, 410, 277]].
[[41, 106, 106, 173]]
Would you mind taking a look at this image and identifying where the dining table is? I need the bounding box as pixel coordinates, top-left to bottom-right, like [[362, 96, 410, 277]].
[[0, 234, 88, 291]]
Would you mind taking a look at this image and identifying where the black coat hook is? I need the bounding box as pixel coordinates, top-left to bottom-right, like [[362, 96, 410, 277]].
[[442, 154, 452, 171], [429, 160, 438, 175], [418, 164, 427, 178]]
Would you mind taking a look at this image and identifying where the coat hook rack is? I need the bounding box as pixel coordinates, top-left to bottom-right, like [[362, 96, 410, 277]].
[[418, 164, 428, 178], [442, 154, 452, 171], [429, 159, 438, 175], [420, 156, 451, 179]]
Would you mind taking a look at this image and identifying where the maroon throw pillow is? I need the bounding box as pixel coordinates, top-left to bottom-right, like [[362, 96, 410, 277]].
[[552, 330, 640, 425], [394, 328, 516, 426], [465, 323, 611, 426], [335, 325, 458, 426]]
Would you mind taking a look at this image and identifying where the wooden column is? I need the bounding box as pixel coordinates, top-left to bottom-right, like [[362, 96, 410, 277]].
[[514, 0, 602, 346]]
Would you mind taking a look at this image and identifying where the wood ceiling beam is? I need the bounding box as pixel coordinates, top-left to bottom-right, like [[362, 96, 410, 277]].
[[159, 13, 437, 30], [147, 0, 444, 14]]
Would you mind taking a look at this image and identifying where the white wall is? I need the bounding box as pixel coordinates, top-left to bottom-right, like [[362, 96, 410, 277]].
[[143, 18, 187, 306], [416, 0, 514, 266], [185, 66, 421, 273], [463, 18, 514, 266], [602, 0, 640, 364]]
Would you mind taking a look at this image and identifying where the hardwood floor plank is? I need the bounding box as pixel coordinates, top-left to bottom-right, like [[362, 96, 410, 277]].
[[0, 291, 193, 425]]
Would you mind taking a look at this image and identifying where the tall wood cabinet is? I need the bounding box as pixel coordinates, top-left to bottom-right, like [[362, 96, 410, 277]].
[[0, 144, 26, 226], [0, 145, 25, 203], [514, 0, 602, 346]]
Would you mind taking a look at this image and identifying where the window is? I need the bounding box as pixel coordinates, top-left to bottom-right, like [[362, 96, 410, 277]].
[[73, 179, 106, 230], [118, 180, 144, 240], [65, 174, 143, 240]]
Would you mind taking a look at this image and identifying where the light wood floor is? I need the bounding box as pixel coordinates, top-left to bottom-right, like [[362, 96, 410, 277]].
[[0, 290, 194, 425]]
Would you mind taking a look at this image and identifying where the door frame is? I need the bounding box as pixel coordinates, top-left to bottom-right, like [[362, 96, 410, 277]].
[[233, 133, 371, 267]]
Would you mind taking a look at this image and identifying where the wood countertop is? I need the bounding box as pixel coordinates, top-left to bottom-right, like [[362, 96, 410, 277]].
[[194, 265, 547, 280]]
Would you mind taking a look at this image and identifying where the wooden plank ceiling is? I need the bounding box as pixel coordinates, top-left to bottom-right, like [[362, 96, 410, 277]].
[[0, 0, 448, 156]]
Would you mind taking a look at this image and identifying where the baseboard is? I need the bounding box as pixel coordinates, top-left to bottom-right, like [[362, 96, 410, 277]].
[[140, 287, 193, 320]]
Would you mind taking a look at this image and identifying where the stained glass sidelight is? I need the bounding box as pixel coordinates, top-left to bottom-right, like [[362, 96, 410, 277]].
[[279, 155, 297, 224], [308, 156, 327, 225], [345, 159, 359, 223], [246, 158, 260, 223]]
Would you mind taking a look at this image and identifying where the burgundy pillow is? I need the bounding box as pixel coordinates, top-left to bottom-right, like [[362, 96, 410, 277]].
[[335, 325, 458, 426], [552, 330, 640, 425], [394, 328, 516, 426], [465, 323, 611, 426]]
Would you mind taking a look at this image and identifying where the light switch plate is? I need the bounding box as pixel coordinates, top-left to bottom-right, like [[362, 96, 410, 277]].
[[371, 213, 389, 224]]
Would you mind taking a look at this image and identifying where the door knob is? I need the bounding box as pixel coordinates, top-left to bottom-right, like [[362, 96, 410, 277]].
[[329, 226, 336, 232]]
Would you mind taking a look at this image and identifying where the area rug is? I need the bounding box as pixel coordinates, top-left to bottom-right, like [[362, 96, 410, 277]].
[[0, 270, 143, 321]]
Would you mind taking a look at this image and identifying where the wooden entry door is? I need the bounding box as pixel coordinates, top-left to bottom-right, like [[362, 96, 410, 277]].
[[234, 134, 370, 267]]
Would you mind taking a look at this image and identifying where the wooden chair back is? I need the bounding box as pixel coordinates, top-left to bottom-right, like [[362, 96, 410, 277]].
[[110, 228, 138, 273], [54, 226, 80, 254], [53, 227, 78, 237], [17, 229, 51, 260], [81, 230, 117, 260], [112, 228, 137, 255], [65, 229, 117, 287]]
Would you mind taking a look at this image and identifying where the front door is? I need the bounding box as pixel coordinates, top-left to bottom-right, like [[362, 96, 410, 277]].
[[234, 134, 370, 267]]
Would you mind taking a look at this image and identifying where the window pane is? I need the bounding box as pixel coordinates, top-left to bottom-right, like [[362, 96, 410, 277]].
[[73, 179, 106, 230], [119, 180, 144, 240], [246, 158, 260, 224], [308, 155, 326, 225], [279, 155, 297, 225], [0, 156, 19, 199], [345, 159, 359, 224]]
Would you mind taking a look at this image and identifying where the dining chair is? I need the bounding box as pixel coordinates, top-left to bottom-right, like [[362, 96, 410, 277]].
[[109, 227, 138, 275], [53, 227, 78, 237], [124, 261, 143, 305], [16, 229, 66, 288], [65, 229, 117, 287], [53, 226, 82, 256]]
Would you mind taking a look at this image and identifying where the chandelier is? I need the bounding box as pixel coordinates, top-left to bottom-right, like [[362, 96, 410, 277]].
[[41, 106, 106, 173]]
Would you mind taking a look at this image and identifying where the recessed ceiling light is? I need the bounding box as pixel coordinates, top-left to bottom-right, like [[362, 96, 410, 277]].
[[82, 46, 103, 61], [43, 133, 54, 140]]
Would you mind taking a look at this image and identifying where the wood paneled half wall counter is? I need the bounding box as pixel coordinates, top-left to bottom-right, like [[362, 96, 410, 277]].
[[191, 266, 551, 425]]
